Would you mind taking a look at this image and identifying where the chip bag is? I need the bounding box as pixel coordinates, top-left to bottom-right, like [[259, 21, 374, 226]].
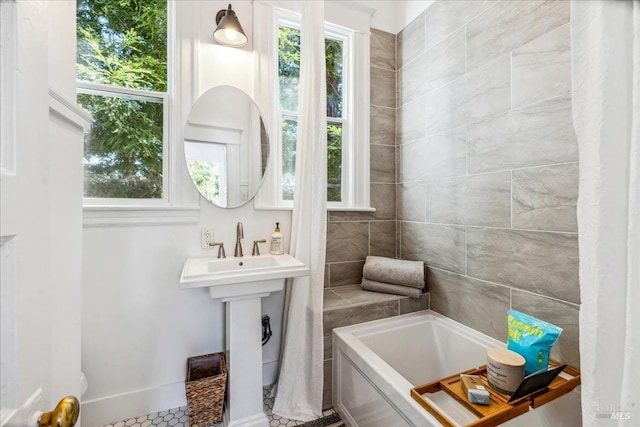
[[507, 310, 562, 374]]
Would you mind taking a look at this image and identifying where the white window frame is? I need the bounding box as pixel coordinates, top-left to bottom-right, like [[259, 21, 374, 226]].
[[324, 23, 354, 210], [77, 83, 170, 206], [79, 1, 201, 225], [254, 3, 372, 212]]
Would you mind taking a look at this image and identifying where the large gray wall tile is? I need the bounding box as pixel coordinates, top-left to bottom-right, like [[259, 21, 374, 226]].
[[397, 11, 425, 68], [398, 139, 428, 183], [326, 222, 369, 263], [401, 222, 466, 274], [428, 268, 509, 340], [370, 145, 396, 183], [328, 183, 396, 222], [397, 98, 425, 143], [329, 184, 396, 222], [371, 183, 396, 220], [424, 175, 468, 225], [424, 0, 496, 49], [328, 210, 375, 222], [399, 129, 466, 182], [322, 359, 332, 409], [398, 28, 465, 106], [398, 182, 425, 222], [512, 23, 570, 109], [324, 289, 350, 310], [331, 285, 403, 305], [323, 300, 399, 359], [400, 293, 430, 314], [370, 221, 397, 258], [466, 0, 570, 71], [371, 28, 396, 71], [512, 163, 578, 232], [370, 106, 395, 146], [398, 56, 426, 107], [329, 261, 365, 287], [511, 290, 580, 369], [424, 55, 510, 135], [425, 172, 511, 227], [467, 228, 579, 303], [392, 0, 580, 371], [467, 94, 578, 173], [324, 264, 330, 288], [371, 66, 396, 108]]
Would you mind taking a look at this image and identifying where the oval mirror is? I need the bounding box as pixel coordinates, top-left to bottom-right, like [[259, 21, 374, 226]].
[[184, 86, 269, 208]]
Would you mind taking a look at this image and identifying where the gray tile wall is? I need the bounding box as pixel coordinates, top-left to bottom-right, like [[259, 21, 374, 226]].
[[321, 28, 401, 411], [396, 0, 580, 368], [324, 28, 398, 290], [321, 291, 429, 409]]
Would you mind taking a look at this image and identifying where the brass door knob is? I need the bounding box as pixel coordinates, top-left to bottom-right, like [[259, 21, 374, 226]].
[[38, 396, 79, 427]]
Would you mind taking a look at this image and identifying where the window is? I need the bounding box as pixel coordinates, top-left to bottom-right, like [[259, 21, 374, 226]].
[[76, 0, 168, 202], [278, 23, 346, 203], [255, 7, 371, 211]]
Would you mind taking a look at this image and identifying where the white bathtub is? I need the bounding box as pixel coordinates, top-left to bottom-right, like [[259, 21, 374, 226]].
[[332, 311, 581, 426]]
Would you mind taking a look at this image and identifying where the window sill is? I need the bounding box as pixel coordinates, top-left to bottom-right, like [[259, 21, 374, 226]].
[[329, 206, 376, 212], [253, 204, 376, 213], [83, 204, 201, 227]]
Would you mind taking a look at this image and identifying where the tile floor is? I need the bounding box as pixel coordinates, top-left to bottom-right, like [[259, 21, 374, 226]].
[[101, 386, 336, 427]]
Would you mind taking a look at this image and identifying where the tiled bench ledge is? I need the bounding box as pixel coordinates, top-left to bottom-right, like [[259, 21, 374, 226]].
[[322, 285, 430, 409], [324, 284, 429, 312]]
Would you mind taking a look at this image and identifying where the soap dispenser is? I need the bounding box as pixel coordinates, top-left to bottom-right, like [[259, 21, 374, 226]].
[[270, 223, 284, 255]]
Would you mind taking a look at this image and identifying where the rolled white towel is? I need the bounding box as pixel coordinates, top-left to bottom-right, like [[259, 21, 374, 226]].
[[362, 256, 424, 288], [361, 278, 422, 298]]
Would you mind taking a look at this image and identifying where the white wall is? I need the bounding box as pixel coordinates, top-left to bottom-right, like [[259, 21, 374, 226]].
[[353, 0, 434, 34], [80, 1, 291, 425], [48, 0, 76, 99]]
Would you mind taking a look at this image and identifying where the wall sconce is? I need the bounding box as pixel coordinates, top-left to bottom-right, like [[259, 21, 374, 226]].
[[214, 4, 248, 48]]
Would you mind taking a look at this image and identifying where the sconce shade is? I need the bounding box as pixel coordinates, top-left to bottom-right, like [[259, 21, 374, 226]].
[[214, 4, 248, 48]]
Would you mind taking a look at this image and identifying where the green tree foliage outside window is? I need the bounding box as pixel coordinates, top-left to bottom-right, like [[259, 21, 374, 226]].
[[77, 0, 167, 199], [186, 160, 220, 204], [278, 26, 343, 202]]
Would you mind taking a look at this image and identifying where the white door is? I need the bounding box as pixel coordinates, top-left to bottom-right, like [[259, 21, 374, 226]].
[[1, 2, 87, 426]]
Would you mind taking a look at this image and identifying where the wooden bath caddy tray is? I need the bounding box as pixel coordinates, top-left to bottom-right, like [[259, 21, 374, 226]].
[[410, 361, 580, 427]]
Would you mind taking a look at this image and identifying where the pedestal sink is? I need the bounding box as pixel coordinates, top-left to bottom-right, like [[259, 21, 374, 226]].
[[180, 253, 309, 427]]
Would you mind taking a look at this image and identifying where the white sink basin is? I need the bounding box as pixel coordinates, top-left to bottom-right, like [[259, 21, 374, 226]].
[[180, 253, 309, 300]]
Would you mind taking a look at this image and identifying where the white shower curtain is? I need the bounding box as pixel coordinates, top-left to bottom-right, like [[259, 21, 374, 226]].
[[571, 2, 639, 425], [272, 1, 327, 421]]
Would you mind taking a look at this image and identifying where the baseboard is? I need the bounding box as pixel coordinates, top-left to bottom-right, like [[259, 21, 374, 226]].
[[81, 381, 186, 427], [82, 361, 279, 426]]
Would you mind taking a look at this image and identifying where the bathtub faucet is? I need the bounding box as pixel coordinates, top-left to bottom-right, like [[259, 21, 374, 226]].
[[234, 221, 244, 257]]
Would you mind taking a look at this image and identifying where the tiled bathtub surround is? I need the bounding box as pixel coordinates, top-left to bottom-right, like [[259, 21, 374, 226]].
[[397, 1, 580, 369], [321, 28, 400, 409], [324, 28, 398, 290], [322, 287, 429, 409]]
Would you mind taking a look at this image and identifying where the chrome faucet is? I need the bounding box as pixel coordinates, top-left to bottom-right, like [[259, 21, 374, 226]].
[[252, 239, 267, 256], [209, 241, 226, 259], [234, 222, 244, 257]]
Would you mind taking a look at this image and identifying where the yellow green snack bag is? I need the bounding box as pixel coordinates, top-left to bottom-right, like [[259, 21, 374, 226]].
[[507, 310, 563, 375]]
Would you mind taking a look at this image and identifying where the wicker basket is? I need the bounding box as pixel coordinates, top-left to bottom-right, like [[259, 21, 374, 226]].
[[185, 352, 227, 427]]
